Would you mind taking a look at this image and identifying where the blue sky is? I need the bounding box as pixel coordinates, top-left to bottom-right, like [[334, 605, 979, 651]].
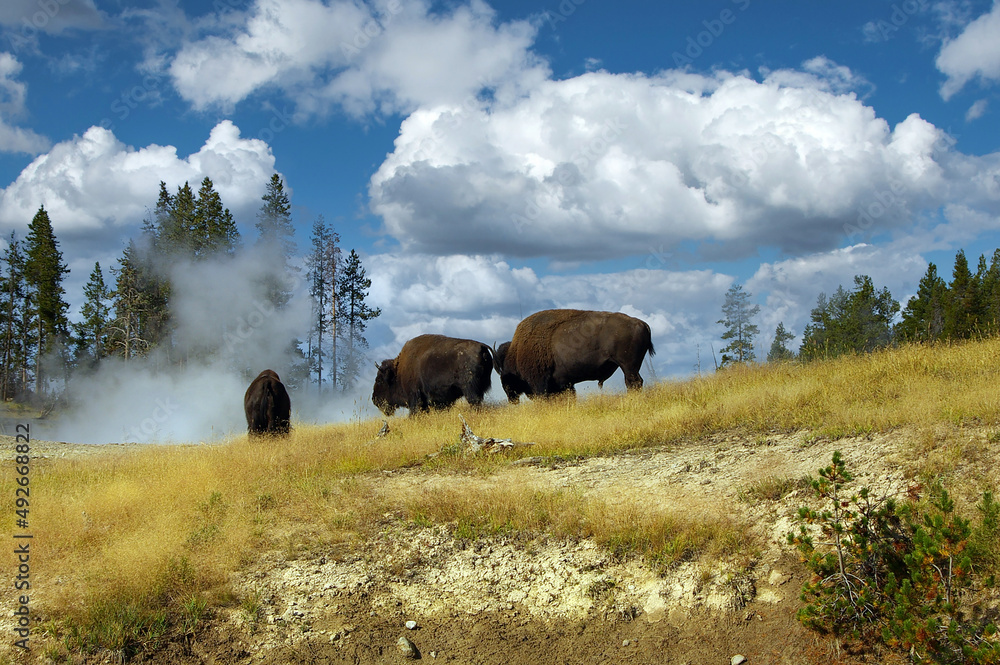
[[1, 0, 999, 385]]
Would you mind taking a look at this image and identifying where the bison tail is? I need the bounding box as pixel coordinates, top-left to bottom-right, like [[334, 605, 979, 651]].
[[643, 321, 656, 357], [257, 381, 275, 433], [473, 345, 493, 397]]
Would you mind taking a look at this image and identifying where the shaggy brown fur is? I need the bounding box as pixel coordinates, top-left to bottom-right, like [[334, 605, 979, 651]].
[[373, 334, 494, 416], [244, 369, 291, 436], [498, 309, 654, 401]]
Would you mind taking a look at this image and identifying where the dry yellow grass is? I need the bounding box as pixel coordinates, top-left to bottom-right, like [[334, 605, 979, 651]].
[[3, 338, 1000, 651]]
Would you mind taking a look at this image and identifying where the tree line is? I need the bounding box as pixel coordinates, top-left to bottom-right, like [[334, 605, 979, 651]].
[[717, 248, 1000, 365], [0, 174, 380, 403]]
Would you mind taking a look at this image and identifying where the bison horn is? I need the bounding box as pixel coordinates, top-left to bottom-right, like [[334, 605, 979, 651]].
[[374, 361, 380, 370]]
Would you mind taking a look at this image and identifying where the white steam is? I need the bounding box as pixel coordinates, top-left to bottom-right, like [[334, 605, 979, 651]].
[[42, 243, 380, 444]]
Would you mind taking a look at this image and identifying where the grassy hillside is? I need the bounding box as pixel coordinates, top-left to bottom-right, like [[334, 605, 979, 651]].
[[4, 339, 1000, 658]]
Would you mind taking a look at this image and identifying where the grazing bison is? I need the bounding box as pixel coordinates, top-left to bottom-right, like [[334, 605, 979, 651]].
[[373, 334, 494, 416], [493, 309, 655, 402], [244, 369, 291, 436]]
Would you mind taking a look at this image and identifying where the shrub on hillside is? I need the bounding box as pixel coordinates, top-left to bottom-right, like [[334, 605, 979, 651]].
[[788, 451, 1000, 663]]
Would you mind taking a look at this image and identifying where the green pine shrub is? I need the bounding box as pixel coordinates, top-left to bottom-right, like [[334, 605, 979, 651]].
[[788, 451, 1000, 663]]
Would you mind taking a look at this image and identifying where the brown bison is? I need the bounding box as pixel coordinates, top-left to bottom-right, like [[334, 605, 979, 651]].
[[244, 369, 291, 436], [493, 309, 655, 402], [373, 334, 494, 416]]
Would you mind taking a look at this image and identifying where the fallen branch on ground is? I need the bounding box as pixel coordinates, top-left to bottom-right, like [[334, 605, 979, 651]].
[[365, 420, 391, 445], [458, 415, 535, 454]]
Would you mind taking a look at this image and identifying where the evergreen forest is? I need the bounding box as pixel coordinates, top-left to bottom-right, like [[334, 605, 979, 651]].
[[0, 174, 380, 404]]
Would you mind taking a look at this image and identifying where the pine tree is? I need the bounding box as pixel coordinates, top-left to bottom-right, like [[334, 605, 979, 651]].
[[108, 242, 151, 361], [158, 182, 197, 257], [336, 249, 380, 390], [305, 215, 341, 392], [73, 262, 112, 368], [717, 283, 760, 366], [282, 339, 311, 393], [800, 276, 898, 359], [767, 322, 795, 362], [24, 206, 70, 394], [944, 250, 980, 339], [194, 176, 240, 257], [844, 275, 899, 353], [138, 182, 174, 351], [256, 174, 295, 256], [140, 244, 171, 355], [138, 178, 241, 358], [800, 292, 831, 361], [896, 262, 947, 342], [256, 174, 297, 310], [0, 233, 28, 400], [144, 181, 173, 244], [801, 286, 860, 360], [980, 249, 1000, 334]]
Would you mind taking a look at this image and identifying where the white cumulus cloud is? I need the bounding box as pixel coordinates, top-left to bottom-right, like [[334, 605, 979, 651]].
[[167, 0, 546, 118], [369, 67, 959, 261], [0, 52, 49, 154], [936, 1, 1000, 99], [0, 120, 275, 237]]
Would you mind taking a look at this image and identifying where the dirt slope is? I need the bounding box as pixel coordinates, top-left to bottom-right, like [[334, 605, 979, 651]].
[[8, 426, 994, 664], [207, 430, 909, 665]]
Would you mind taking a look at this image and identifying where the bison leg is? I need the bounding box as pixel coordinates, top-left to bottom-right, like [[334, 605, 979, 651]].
[[407, 393, 429, 414], [623, 371, 644, 390], [545, 377, 575, 396], [500, 375, 525, 403], [463, 381, 486, 407]]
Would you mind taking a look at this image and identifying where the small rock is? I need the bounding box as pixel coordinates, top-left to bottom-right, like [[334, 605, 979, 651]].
[[397, 636, 420, 659], [622, 639, 630, 647], [768, 570, 790, 586], [731, 655, 747, 665], [405, 620, 418, 630]]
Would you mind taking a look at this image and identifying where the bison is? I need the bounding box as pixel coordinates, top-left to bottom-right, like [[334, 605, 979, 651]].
[[493, 309, 655, 402], [244, 369, 291, 436], [372, 334, 494, 416]]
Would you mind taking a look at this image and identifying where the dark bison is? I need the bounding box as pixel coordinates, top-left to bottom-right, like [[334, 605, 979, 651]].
[[373, 334, 494, 416], [244, 369, 291, 436], [493, 309, 655, 402]]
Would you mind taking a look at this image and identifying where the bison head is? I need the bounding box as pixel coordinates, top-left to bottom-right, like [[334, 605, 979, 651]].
[[492, 342, 526, 402], [492, 342, 510, 375], [372, 359, 399, 416], [499, 373, 531, 403]]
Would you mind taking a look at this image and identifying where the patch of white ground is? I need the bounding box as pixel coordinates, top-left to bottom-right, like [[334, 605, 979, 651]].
[[220, 429, 927, 652]]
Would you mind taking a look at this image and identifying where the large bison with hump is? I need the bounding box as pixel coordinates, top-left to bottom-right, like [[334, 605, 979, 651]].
[[373, 334, 494, 416], [493, 309, 655, 402], [244, 369, 291, 436]]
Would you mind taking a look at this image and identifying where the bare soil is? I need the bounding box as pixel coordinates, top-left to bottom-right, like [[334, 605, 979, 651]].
[[7, 425, 995, 664]]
